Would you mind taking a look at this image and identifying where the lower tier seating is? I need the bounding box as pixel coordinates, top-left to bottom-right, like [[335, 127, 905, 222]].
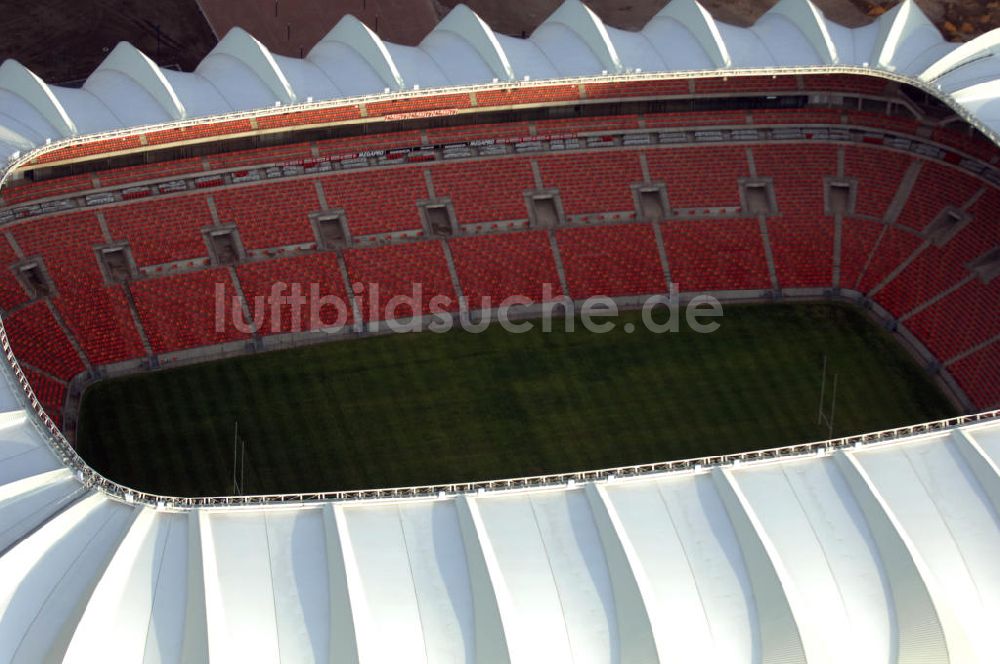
[[843, 145, 911, 219], [856, 227, 924, 293], [755, 145, 838, 288], [874, 190, 999, 318], [556, 224, 666, 298], [131, 268, 250, 354], [12, 211, 145, 366], [895, 161, 981, 231], [236, 253, 352, 335], [343, 241, 457, 322], [767, 216, 835, 288], [660, 219, 771, 292], [0, 238, 27, 312], [839, 218, 883, 290], [20, 368, 66, 427], [105, 195, 215, 266], [905, 276, 1000, 362], [949, 343, 1000, 409], [449, 232, 563, 305], [644, 146, 749, 209], [4, 300, 85, 381]]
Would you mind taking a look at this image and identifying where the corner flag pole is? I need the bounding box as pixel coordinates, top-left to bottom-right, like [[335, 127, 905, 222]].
[[817, 355, 838, 438], [233, 420, 238, 495]]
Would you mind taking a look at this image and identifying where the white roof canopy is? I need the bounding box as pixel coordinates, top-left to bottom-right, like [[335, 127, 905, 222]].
[[2, 0, 1000, 163]]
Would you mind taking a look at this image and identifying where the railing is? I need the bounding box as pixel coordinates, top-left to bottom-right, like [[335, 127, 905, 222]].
[[0, 66, 998, 510]]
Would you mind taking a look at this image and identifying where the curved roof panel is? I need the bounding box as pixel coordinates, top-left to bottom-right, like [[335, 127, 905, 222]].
[[307, 41, 390, 97], [83, 70, 173, 127], [159, 68, 232, 118], [270, 54, 342, 102]]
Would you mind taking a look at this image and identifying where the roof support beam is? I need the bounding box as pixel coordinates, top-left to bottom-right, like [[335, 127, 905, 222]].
[[201, 28, 296, 104], [322, 502, 374, 664], [710, 467, 813, 663], [953, 429, 1000, 516], [62, 506, 154, 662], [583, 482, 664, 663], [321, 16, 404, 91], [0, 467, 71, 503], [654, 0, 731, 68], [454, 494, 516, 664], [873, 0, 936, 70], [90, 42, 186, 120], [542, 0, 623, 74], [0, 492, 103, 661], [921, 30, 1000, 82], [433, 5, 515, 82], [0, 60, 76, 137], [769, 0, 838, 64], [833, 450, 972, 661], [180, 510, 210, 663]]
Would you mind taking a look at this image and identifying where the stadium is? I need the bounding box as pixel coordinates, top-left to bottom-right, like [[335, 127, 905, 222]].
[[0, 0, 999, 661]]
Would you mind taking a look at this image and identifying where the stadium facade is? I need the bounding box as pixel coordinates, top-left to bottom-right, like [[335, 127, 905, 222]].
[[0, 0, 999, 662]]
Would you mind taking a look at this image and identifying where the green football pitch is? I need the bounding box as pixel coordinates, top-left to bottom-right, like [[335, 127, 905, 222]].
[[75, 302, 957, 497]]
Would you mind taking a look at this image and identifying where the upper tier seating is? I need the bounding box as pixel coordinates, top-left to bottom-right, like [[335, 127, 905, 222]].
[[321, 167, 426, 237], [431, 159, 535, 225], [537, 152, 642, 216], [214, 180, 320, 250], [105, 195, 214, 266], [645, 146, 749, 209]]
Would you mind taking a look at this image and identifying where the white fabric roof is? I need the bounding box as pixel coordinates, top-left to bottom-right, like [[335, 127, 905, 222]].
[[1, 0, 1000, 163]]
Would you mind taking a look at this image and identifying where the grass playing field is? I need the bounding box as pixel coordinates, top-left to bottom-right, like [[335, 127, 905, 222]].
[[75, 302, 957, 497]]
